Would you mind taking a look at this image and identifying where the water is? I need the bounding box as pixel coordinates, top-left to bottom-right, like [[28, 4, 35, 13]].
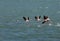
[[0, 0, 60, 41]]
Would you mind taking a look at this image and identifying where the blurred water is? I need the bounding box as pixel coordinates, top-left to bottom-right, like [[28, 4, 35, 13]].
[[0, 0, 60, 41]]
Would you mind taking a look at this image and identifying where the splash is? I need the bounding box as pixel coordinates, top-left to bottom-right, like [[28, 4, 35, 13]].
[[57, 11, 60, 13], [55, 23, 60, 27], [37, 25, 41, 27], [48, 23, 52, 26]]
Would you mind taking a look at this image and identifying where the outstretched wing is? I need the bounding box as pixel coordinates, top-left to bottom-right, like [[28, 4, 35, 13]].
[[23, 17, 26, 21], [42, 21, 46, 24], [28, 17, 29, 20], [39, 16, 41, 19], [44, 16, 48, 19], [35, 16, 37, 19]]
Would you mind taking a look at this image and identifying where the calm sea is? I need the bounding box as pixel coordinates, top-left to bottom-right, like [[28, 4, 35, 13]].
[[0, 0, 60, 41]]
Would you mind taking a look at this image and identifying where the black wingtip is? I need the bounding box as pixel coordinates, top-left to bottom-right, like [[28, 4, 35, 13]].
[[42, 21, 46, 24], [35, 16, 37, 19], [23, 17, 26, 21], [28, 17, 29, 20], [44, 16, 48, 19], [39, 16, 41, 19]]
